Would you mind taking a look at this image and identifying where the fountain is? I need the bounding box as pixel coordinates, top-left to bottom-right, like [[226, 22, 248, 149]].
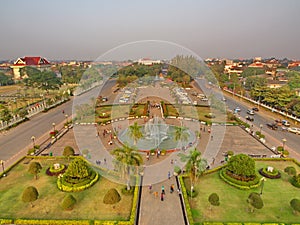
[[118, 116, 196, 151]]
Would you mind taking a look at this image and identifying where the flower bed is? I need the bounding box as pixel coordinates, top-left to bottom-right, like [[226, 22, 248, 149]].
[[258, 167, 281, 179]]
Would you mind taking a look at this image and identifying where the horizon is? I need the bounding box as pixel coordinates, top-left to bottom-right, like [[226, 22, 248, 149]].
[[1, 0, 300, 61]]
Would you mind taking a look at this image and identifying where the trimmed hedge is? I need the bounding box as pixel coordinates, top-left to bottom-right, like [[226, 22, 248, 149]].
[[219, 169, 260, 190], [46, 164, 67, 176], [258, 168, 281, 179], [57, 170, 99, 192], [179, 176, 194, 225], [14, 219, 90, 225]]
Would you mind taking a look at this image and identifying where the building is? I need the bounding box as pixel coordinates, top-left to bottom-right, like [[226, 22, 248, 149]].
[[10, 56, 51, 79], [137, 58, 161, 66]]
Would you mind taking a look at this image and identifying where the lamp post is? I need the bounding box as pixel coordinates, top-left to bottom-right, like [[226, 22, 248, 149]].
[[259, 124, 263, 133], [52, 122, 56, 132], [31, 136, 36, 148], [282, 138, 287, 149], [0, 160, 4, 173], [65, 114, 68, 124], [260, 177, 266, 195]]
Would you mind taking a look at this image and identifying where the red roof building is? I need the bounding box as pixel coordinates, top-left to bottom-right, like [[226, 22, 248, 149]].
[[11, 56, 51, 79]]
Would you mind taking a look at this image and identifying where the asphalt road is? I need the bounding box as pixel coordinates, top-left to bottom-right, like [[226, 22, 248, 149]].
[[0, 78, 117, 162], [195, 77, 299, 155]]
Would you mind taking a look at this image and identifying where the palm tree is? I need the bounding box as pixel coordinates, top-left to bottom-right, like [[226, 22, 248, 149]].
[[179, 148, 207, 193], [128, 122, 143, 146], [112, 144, 143, 190], [174, 125, 189, 150]]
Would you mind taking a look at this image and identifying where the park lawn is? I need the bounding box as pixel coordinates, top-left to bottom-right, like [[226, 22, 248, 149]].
[[0, 85, 20, 94], [186, 160, 300, 224], [129, 104, 146, 117], [0, 157, 133, 221]]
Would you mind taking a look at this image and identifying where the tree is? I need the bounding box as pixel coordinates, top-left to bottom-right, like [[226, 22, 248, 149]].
[[112, 144, 143, 190], [128, 122, 143, 145], [208, 193, 220, 209], [174, 125, 190, 149], [61, 194, 77, 210], [179, 148, 207, 193], [0, 72, 13, 86], [226, 154, 256, 180], [290, 198, 300, 214], [22, 186, 39, 207], [244, 76, 267, 90], [0, 104, 12, 122], [28, 162, 42, 180], [64, 158, 90, 179], [241, 67, 265, 78], [247, 192, 263, 212], [284, 166, 296, 176], [63, 146, 75, 159]]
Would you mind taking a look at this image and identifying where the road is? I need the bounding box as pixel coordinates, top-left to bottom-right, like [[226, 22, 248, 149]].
[[0, 78, 117, 162], [194, 77, 299, 156]]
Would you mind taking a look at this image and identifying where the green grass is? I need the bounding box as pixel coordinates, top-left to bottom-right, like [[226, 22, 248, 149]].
[[0, 158, 133, 221], [185, 160, 300, 223]]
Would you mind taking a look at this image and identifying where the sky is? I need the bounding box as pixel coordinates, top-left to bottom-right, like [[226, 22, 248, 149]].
[[1, 0, 300, 61]]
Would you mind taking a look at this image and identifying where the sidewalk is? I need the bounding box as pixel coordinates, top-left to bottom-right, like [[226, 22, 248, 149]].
[[139, 176, 185, 225]]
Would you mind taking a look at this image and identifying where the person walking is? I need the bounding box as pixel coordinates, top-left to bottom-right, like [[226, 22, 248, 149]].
[[160, 192, 164, 201], [168, 171, 171, 179], [161, 185, 165, 195], [149, 184, 152, 193]]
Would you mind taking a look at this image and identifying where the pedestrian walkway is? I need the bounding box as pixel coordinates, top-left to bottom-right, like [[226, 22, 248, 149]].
[[139, 176, 185, 225]]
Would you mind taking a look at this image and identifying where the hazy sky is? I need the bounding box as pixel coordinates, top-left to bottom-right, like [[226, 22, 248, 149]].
[[1, 0, 300, 61]]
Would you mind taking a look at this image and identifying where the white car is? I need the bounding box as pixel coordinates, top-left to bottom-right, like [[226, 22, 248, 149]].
[[287, 127, 300, 134]]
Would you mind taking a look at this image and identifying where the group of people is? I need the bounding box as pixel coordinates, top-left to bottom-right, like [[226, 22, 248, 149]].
[[149, 184, 177, 201]]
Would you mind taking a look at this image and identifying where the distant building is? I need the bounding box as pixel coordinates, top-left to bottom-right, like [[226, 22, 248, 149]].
[[10, 56, 51, 79], [138, 58, 161, 66], [266, 80, 286, 89], [224, 59, 244, 76]]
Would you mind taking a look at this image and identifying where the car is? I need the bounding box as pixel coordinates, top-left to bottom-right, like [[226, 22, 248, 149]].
[[252, 107, 259, 112], [247, 109, 255, 115], [282, 120, 290, 127], [287, 127, 300, 134], [266, 123, 278, 130], [246, 116, 254, 122], [235, 107, 241, 112]]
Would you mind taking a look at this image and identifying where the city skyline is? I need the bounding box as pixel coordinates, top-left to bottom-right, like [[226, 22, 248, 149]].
[[1, 0, 300, 61]]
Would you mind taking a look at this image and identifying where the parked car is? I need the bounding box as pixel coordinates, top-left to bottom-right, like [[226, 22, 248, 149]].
[[246, 116, 254, 122], [266, 123, 278, 130], [282, 120, 290, 127], [287, 127, 300, 134], [252, 107, 259, 112], [247, 109, 255, 115], [235, 107, 241, 112]]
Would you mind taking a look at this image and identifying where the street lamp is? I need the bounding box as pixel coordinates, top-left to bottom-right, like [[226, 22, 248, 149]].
[[31, 136, 36, 148], [52, 122, 56, 132], [260, 177, 267, 195], [0, 160, 4, 172], [259, 124, 263, 133], [282, 138, 287, 149]]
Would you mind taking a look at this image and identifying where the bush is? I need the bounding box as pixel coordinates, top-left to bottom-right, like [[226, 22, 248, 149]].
[[226, 154, 256, 181], [284, 166, 296, 176], [63, 146, 75, 157], [258, 167, 281, 179], [121, 186, 134, 196], [61, 194, 77, 210], [22, 186, 39, 207], [291, 174, 300, 188], [103, 188, 121, 204], [290, 198, 300, 213], [247, 192, 264, 211], [208, 193, 220, 206], [187, 189, 198, 198]]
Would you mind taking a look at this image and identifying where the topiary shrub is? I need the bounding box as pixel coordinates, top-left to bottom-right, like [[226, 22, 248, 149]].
[[226, 154, 256, 181], [290, 198, 300, 214], [28, 162, 42, 180], [247, 192, 263, 212], [63, 146, 75, 158], [61, 194, 77, 210], [208, 193, 220, 207], [284, 166, 297, 176], [259, 167, 281, 179], [291, 174, 300, 188], [22, 186, 39, 207], [103, 188, 121, 204]]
